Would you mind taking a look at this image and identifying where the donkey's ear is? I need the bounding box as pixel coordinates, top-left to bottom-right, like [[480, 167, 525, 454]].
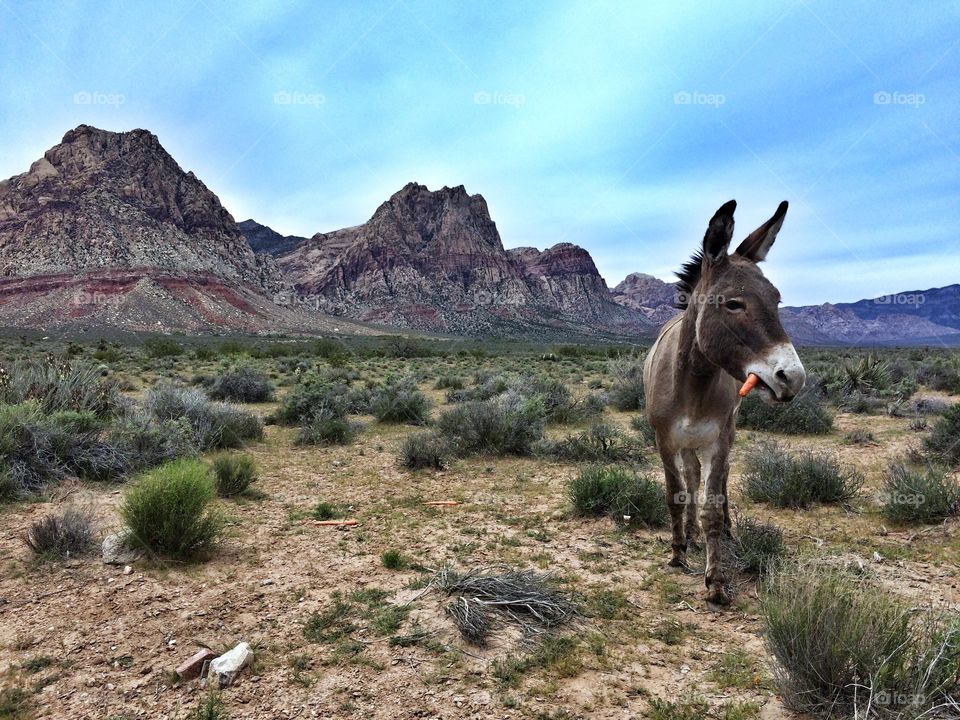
[[702, 199, 736, 262], [734, 201, 788, 262]]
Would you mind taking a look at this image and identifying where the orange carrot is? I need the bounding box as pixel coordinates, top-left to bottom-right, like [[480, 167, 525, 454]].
[[313, 519, 358, 526], [739, 373, 760, 397], [423, 501, 459, 507]]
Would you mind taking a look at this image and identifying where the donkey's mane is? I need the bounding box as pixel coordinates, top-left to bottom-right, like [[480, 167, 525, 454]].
[[674, 250, 703, 309]]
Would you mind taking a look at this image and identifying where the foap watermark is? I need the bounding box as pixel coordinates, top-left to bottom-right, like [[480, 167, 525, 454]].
[[72, 290, 122, 307], [273, 91, 325, 108], [877, 490, 925, 508], [73, 91, 125, 108], [274, 290, 323, 309], [676, 291, 729, 308], [873, 90, 925, 108], [874, 292, 925, 307], [474, 91, 525, 108], [674, 90, 725, 107], [673, 491, 728, 505]]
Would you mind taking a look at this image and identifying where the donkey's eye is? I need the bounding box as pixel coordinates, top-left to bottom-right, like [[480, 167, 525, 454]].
[[724, 299, 746, 312]]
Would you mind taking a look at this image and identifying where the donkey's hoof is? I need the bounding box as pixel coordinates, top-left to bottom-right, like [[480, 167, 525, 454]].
[[705, 584, 731, 607], [667, 554, 688, 570]]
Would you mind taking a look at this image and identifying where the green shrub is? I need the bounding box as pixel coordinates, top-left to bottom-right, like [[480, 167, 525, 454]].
[[880, 460, 960, 524], [0, 356, 120, 416], [270, 374, 351, 426], [537, 423, 644, 463], [737, 391, 833, 434], [24, 508, 96, 559], [399, 430, 450, 470], [120, 459, 225, 560], [763, 565, 960, 719], [744, 442, 862, 508], [732, 516, 785, 574], [143, 337, 184, 358], [312, 502, 345, 520], [630, 414, 657, 446], [145, 383, 263, 450], [369, 378, 431, 425], [925, 404, 960, 465], [917, 361, 960, 394], [296, 408, 358, 446], [568, 465, 667, 527], [434, 374, 465, 390], [436, 394, 544, 456], [381, 550, 408, 569], [606, 356, 646, 411], [824, 355, 891, 397], [211, 453, 258, 497], [209, 366, 274, 403], [186, 690, 229, 720]]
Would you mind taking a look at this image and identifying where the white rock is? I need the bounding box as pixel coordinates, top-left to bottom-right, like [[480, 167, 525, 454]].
[[102, 533, 142, 565], [209, 642, 253, 688]]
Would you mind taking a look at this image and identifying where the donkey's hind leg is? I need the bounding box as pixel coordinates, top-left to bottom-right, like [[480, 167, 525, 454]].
[[680, 449, 702, 549], [658, 442, 687, 567]]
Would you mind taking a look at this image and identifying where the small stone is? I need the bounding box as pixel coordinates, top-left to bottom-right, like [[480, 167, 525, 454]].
[[209, 642, 253, 688], [123, 565, 132, 575], [102, 533, 142, 565], [176, 649, 217, 681]]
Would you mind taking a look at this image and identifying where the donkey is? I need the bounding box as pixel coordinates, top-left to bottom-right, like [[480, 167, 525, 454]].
[[643, 200, 806, 606]]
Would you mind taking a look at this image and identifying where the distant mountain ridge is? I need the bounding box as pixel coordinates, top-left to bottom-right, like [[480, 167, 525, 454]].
[[0, 123, 956, 344], [250, 182, 652, 338], [0, 125, 367, 335]]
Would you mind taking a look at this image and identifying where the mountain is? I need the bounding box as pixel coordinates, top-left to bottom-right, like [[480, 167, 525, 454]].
[[267, 182, 652, 338], [610, 273, 679, 325], [0, 125, 359, 334], [238, 219, 308, 257], [780, 285, 960, 345], [606, 271, 960, 345]]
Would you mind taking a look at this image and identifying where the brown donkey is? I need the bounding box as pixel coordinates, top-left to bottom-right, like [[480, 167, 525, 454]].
[[643, 200, 806, 606]]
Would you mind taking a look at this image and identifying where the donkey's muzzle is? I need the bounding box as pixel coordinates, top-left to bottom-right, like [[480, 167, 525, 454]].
[[746, 343, 806, 403]]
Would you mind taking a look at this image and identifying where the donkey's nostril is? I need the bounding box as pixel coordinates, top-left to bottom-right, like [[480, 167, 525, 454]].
[[775, 369, 789, 384]]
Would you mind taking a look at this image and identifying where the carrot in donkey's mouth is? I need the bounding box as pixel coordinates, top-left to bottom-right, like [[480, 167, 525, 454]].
[[739, 373, 760, 397]]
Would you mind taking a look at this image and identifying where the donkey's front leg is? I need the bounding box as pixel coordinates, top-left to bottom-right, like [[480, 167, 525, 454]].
[[701, 442, 732, 606], [658, 443, 687, 567], [680, 449, 701, 549]]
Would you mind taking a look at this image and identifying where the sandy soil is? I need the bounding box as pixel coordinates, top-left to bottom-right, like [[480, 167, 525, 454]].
[[2, 386, 959, 720]]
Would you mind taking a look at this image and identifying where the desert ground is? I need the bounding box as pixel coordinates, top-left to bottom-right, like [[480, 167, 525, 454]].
[[1, 337, 958, 720]]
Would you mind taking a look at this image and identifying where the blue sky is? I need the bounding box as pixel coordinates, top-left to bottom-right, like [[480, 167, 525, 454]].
[[1, 1, 957, 305]]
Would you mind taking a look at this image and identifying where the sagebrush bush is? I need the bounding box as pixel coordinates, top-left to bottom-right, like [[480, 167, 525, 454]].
[[209, 366, 274, 403], [925, 404, 960, 466], [744, 442, 862, 508], [146, 382, 263, 449], [399, 430, 450, 470], [630, 414, 657, 446], [105, 412, 195, 473], [731, 516, 785, 574], [436, 393, 544, 456], [568, 465, 667, 527], [434, 374, 465, 391], [143, 337, 184, 358], [270, 374, 351, 426], [211, 453, 258, 497], [0, 356, 120, 416], [763, 565, 960, 719], [605, 356, 646, 411], [917, 361, 960, 394], [737, 391, 833, 434], [120, 459, 225, 560], [295, 407, 358, 446], [881, 460, 960, 524], [537, 423, 644, 463], [24, 508, 96, 559], [369, 378, 431, 425]]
